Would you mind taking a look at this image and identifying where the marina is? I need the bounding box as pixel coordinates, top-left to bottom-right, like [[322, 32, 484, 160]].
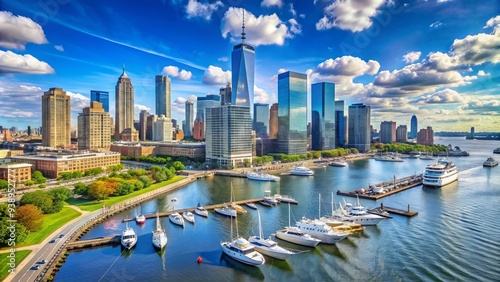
[[52, 137, 500, 282]]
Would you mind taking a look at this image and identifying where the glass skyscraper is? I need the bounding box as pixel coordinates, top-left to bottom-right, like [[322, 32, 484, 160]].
[[335, 100, 346, 148], [253, 103, 269, 138], [348, 103, 371, 152], [231, 16, 255, 112], [155, 75, 171, 118], [90, 90, 109, 112], [277, 71, 308, 155], [311, 82, 335, 151], [184, 101, 194, 137], [410, 115, 418, 139]]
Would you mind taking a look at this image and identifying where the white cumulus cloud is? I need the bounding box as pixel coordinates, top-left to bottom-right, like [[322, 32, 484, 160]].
[[0, 11, 48, 50], [221, 8, 293, 46], [315, 0, 386, 32], [0, 50, 55, 75], [54, 45, 64, 52], [185, 0, 223, 21], [261, 0, 283, 8], [417, 88, 466, 104], [201, 65, 231, 85], [403, 51, 421, 63], [161, 65, 193, 80]]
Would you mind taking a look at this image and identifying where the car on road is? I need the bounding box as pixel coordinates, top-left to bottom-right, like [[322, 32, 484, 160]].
[[49, 239, 55, 243], [59, 234, 65, 238], [32, 265, 41, 270], [40, 259, 47, 264]]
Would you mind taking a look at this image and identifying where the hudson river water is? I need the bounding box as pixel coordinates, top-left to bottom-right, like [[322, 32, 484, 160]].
[[55, 137, 500, 282]]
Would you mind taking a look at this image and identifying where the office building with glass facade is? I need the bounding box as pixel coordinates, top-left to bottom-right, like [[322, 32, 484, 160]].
[[205, 105, 252, 168], [184, 101, 194, 137], [410, 114, 418, 139], [155, 75, 171, 118], [348, 103, 371, 152], [253, 103, 269, 138], [277, 71, 308, 155], [335, 100, 346, 148], [380, 121, 396, 143], [90, 90, 109, 112], [311, 82, 335, 151], [232, 43, 255, 109]]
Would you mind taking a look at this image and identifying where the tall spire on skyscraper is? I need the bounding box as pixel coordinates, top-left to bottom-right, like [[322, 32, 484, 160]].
[[241, 8, 246, 44]]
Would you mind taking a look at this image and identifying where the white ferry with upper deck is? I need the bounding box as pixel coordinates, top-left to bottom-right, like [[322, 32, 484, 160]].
[[422, 158, 458, 187]]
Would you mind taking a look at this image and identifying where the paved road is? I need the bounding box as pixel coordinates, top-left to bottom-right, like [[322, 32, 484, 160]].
[[6, 210, 102, 282]]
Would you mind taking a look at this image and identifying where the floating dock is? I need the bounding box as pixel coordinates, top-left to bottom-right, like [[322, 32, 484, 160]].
[[122, 198, 265, 222], [337, 174, 423, 200], [67, 235, 121, 250], [380, 203, 418, 217]]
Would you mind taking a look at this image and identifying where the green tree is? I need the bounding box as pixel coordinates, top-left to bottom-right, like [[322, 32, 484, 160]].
[[88, 180, 114, 200], [0, 218, 29, 246], [71, 171, 83, 179], [20, 191, 54, 214], [49, 188, 72, 202], [31, 171, 47, 184], [15, 204, 44, 231], [114, 182, 135, 195], [0, 179, 8, 190], [164, 167, 174, 180], [73, 182, 89, 196], [24, 180, 35, 187], [171, 161, 185, 171], [138, 176, 151, 188], [132, 180, 144, 190]]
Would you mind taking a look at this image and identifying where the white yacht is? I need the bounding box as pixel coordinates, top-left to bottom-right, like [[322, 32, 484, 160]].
[[152, 213, 167, 250], [248, 209, 293, 260], [214, 204, 237, 217], [221, 211, 265, 266], [328, 160, 348, 167], [295, 217, 349, 244], [221, 237, 265, 266], [483, 157, 498, 167], [422, 158, 458, 187], [275, 203, 321, 247], [182, 211, 195, 224], [121, 223, 137, 249], [194, 203, 208, 217], [169, 212, 185, 227], [290, 166, 314, 176], [330, 201, 386, 226], [273, 194, 298, 204], [261, 191, 279, 206], [374, 153, 404, 162], [246, 171, 281, 182], [245, 202, 258, 209]]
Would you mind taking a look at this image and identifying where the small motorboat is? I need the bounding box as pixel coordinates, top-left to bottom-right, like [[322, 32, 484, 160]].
[[274, 194, 298, 204], [135, 214, 146, 224], [245, 202, 258, 209], [169, 212, 185, 227], [182, 211, 195, 224], [121, 223, 137, 249], [214, 204, 237, 217], [328, 160, 347, 167], [194, 203, 208, 217]]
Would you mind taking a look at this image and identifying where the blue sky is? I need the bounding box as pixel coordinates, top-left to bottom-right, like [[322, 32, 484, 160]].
[[0, 0, 499, 132]]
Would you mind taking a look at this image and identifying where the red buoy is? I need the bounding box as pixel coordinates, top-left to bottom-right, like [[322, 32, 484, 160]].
[[197, 256, 203, 264]]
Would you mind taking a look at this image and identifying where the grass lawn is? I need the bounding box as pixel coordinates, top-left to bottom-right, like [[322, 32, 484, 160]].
[[17, 207, 81, 248], [0, 250, 31, 281], [67, 176, 185, 212]]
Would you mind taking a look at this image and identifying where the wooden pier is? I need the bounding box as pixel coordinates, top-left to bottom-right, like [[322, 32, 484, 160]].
[[122, 198, 265, 222], [66, 235, 121, 250], [336, 174, 423, 200], [214, 171, 248, 178]]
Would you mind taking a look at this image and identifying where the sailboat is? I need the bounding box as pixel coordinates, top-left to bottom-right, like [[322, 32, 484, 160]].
[[220, 206, 265, 266], [215, 183, 237, 217], [135, 205, 146, 224], [248, 208, 294, 260], [152, 212, 167, 249], [194, 203, 209, 217], [169, 206, 185, 227], [230, 183, 247, 214], [275, 203, 321, 247]]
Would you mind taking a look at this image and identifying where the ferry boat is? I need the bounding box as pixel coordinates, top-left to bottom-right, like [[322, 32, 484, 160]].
[[295, 217, 349, 244], [290, 166, 314, 176], [121, 223, 137, 249], [246, 171, 280, 182], [483, 157, 498, 167], [422, 158, 458, 187]]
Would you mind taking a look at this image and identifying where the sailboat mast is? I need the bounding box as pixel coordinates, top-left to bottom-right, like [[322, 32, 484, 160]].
[[288, 202, 291, 227], [331, 192, 334, 215], [318, 193, 321, 219], [257, 208, 262, 238]]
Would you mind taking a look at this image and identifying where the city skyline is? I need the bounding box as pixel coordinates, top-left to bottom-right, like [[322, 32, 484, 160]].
[[1, 1, 499, 132]]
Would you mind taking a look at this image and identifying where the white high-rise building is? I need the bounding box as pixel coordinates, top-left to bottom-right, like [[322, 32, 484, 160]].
[[205, 105, 252, 168], [115, 67, 137, 141], [153, 115, 173, 141]]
